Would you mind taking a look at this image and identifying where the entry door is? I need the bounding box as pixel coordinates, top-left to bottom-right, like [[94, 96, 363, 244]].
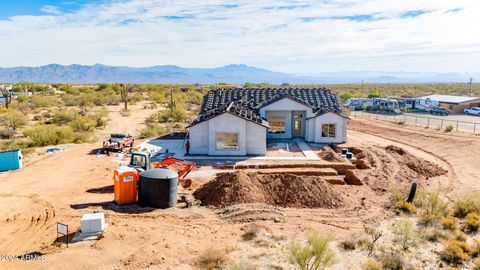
[[293, 112, 303, 137]]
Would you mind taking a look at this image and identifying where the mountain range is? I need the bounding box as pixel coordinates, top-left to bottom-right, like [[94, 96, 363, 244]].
[[0, 64, 478, 84]]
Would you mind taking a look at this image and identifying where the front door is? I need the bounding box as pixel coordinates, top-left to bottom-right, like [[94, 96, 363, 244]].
[[293, 112, 303, 137]]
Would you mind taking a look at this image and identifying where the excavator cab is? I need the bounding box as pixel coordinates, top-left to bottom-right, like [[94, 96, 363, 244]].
[[128, 152, 196, 179], [129, 152, 150, 171]]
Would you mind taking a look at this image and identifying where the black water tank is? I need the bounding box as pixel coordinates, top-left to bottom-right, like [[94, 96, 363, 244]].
[[138, 168, 178, 209]]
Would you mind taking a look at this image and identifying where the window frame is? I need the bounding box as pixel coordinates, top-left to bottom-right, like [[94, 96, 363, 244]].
[[215, 132, 240, 151], [321, 124, 336, 138], [267, 115, 287, 134]]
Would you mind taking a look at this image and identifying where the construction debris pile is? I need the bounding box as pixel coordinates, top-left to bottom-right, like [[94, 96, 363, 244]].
[[193, 171, 344, 208]]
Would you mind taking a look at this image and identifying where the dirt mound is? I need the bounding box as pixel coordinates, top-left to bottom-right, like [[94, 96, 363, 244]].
[[318, 147, 346, 162], [216, 203, 286, 223], [385, 145, 407, 155], [385, 145, 447, 178], [193, 171, 344, 208]]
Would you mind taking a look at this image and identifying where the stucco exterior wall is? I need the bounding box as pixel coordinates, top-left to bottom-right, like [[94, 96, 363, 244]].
[[260, 98, 313, 139], [312, 112, 347, 144], [246, 121, 267, 155], [189, 112, 267, 156], [188, 120, 208, 154], [207, 113, 247, 156]]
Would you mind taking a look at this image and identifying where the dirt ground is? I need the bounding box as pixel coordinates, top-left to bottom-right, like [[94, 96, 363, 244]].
[[1, 109, 479, 269]]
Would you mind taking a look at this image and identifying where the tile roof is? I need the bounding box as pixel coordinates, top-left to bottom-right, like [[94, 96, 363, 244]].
[[190, 87, 341, 127]]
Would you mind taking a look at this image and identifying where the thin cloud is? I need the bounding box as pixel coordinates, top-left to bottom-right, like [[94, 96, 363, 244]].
[[0, 0, 478, 73]]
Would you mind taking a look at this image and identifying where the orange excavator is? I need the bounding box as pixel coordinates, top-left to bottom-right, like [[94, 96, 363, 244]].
[[129, 152, 196, 179]]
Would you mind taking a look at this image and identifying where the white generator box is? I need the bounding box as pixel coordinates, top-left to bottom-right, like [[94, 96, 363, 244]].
[[80, 213, 106, 233]]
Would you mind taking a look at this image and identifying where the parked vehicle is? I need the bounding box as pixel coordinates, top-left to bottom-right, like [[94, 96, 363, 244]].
[[464, 107, 480, 116], [103, 133, 134, 152], [405, 98, 438, 112], [430, 107, 449, 116]]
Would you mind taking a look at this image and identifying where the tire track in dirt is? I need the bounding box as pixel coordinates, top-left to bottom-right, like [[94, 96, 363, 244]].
[[0, 194, 56, 255]]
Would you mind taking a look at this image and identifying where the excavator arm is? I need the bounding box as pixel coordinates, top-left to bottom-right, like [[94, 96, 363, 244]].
[[151, 156, 196, 179]]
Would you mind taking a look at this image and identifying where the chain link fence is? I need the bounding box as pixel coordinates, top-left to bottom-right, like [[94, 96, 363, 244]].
[[350, 111, 480, 134]]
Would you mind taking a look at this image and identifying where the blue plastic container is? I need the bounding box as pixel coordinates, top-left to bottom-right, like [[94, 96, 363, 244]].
[[0, 149, 23, 171]]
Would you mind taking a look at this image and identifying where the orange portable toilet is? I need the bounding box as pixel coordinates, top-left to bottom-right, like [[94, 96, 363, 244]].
[[114, 166, 139, 205]]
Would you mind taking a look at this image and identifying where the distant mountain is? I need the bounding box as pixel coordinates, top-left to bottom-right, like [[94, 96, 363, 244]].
[[0, 64, 478, 84], [0, 64, 298, 84]]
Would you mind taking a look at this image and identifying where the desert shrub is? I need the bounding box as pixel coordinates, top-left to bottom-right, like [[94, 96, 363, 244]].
[[242, 225, 261, 241], [69, 116, 96, 132], [362, 259, 381, 270], [51, 110, 79, 125], [197, 248, 229, 270], [417, 212, 441, 227], [362, 224, 383, 256], [378, 253, 409, 270], [0, 110, 27, 130], [73, 132, 96, 143], [152, 92, 168, 104], [452, 230, 467, 242], [139, 124, 169, 139], [23, 125, 74, 146], [462, 213, 480, 233], [288, 230, 336, 270], [91, 109, 108, 128], [392, 217, 417, 251], [339, 236, 357, 251], [0, 128, 14, 139], [389, 185, 407, 204], [396, 200, 415, 214], [470, 240, 480, 258], [30, 95, 56, 108], [440, 240, 470, 265], [442, 216, 457, 231], [420, 191, 449, 217], [420, 228, 448, 242], [445, 125, 454, 132], [453, 198, 478, 218]]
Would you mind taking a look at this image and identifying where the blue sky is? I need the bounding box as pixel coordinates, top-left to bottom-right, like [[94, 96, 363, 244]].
[[0, 0, 478, 74]]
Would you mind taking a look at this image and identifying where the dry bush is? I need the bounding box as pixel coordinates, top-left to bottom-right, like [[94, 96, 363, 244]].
[[442, 216, 457, 231], [452, 230, 467, 242], [288, 230, 336, 270], [389, 185, 407, 204], [23, 125, 74, 147], [392, 217, 417, 251], [421, 191, 449, 217], [378, 252, 411, 270], [0, 110, 27, 130], [444, 125, 454, 132], [462, 213, 480, 233], [440, 240, 471, 265], [363, 224, 383, 256], [242, 225, 261, 241], [453, 199, 477, 218], [396, 200, 415, 214], [420, 228, 448, 242], [197, 248, 229, 270], [339, 236, 357, 251], [139, 124, 169, 139], [417, 212, 441, 227], [362, 259, 382, 270]]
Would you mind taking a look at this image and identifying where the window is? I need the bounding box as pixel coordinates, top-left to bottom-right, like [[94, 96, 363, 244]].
[[321, 124, 336, 138], [216, 132, 239, 150], [267, 115, 286, 134]]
